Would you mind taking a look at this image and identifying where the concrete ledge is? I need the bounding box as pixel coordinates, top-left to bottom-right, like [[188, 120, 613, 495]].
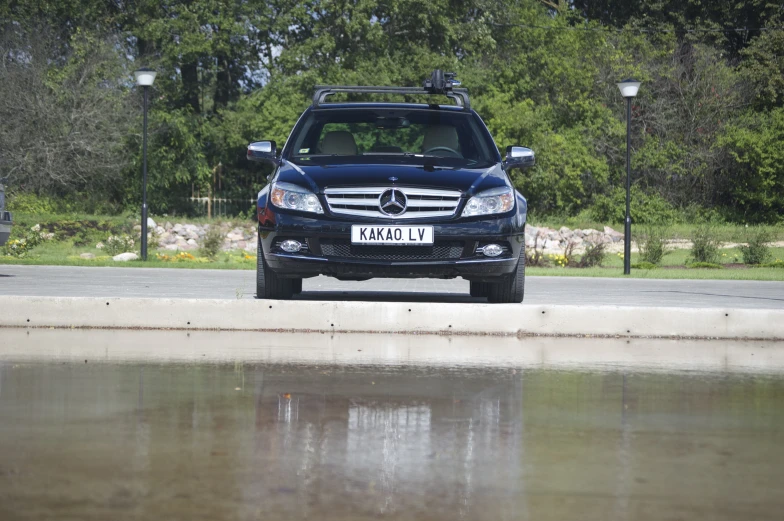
[[2, 329, 784, 372], [1, 296, 782, 340]]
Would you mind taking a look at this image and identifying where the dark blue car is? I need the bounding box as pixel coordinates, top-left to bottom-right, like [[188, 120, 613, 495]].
[[248, 71, 534, 303]]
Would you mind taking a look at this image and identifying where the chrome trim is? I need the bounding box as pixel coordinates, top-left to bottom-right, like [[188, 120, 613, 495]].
[[324, 186, 462, 219]]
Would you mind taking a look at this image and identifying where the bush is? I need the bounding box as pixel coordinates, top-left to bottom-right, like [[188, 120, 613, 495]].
[[635, 226, 671, 265], [103, 235, 135, 256], [589, 186, 678, 225], [688, 262, 724, 269], [631, 261, 658, 270], [689, 225, 722, 264], [6, 193, 58, 214], [201, 224, 224, 260], [738, 227, 773, 265], [576, 242, 606, 268], [525, 235, 550, 267], [2, 224, 53, 257]]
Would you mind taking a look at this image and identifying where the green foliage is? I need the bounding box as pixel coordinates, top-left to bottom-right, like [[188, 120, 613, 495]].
[[103, 235, 136, 256], [576, 242, 606, 268], [6, 193, 57, 214], [738, 228, 773, 265], [1, 0, 783, 224], [201, 224, 224, 260], [631, 261, 658, 270], [635, 226, 671, 265], [2, 224, 52, 257], [590, 186, 678, 225], [688, 262, 724, 269], [689, 225, 722, 264], [717, 108, 784, 223]]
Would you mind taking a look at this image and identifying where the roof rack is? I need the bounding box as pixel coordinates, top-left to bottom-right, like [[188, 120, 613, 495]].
[[312, 70, 470, 110]]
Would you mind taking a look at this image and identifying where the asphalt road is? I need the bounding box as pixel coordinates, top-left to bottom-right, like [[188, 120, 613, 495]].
[[0, 264, 782, 308]]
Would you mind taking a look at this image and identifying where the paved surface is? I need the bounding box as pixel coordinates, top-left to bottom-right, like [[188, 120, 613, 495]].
[[0, 265, 782, 308]]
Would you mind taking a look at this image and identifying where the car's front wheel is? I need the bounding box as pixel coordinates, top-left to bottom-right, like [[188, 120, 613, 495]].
[[486, 245, 525, 303], [469, 282, 487, 298], [256, 237, 294, 300]]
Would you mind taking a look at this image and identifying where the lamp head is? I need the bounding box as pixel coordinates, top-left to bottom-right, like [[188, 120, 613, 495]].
[[617, 78, 641, 98], [134, 68, 157, 87]]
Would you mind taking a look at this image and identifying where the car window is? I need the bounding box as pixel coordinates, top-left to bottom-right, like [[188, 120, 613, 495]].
[[288, 109, 495, 163]]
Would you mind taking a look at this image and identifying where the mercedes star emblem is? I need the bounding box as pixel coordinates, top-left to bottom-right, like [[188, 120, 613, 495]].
[[378, 188, 407, 216]]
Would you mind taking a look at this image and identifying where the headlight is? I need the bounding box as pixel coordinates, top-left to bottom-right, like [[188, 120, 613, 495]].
[[270, 182, 324, 214], [461, 186, 514, 217]]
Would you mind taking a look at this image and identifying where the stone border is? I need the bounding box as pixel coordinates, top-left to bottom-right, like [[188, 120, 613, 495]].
[[1, 296, 782, 340]]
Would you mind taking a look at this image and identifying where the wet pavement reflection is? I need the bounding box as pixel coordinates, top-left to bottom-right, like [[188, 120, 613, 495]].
[[1, 356, 784, 520]]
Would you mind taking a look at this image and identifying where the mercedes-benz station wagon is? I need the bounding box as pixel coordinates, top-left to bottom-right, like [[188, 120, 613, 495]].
[[248, 71, 534, 303]]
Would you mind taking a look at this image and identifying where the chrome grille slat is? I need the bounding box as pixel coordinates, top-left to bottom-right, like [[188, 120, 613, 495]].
[[324, 186, 461, 219]]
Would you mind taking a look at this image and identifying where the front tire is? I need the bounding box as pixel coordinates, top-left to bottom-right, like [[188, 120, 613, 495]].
[[487, 245, 525, 303], [469, 282, 487, 298], [256, 236, 293, 300]]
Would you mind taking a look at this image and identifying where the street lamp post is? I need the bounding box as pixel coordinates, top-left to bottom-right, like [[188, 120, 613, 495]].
[[616, 79, 641, 275], [134, 68, 157, 260]]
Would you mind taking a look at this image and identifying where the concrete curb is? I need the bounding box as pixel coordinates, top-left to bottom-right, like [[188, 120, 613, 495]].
[[1, 296, 782, 340]]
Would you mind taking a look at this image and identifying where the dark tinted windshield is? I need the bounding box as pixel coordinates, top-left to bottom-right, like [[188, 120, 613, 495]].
[[287, 108, 497, 166]]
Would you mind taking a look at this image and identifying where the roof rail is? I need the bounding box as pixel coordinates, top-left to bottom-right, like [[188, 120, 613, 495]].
[[312, 71, 470, 110]]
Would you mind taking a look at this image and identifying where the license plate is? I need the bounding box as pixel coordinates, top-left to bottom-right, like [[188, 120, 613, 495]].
[[351, 225, 434, 245]]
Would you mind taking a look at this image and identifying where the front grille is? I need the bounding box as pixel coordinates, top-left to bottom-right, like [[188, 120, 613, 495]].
[[324, 186, 461, 219], [320, 239, 464, 261]]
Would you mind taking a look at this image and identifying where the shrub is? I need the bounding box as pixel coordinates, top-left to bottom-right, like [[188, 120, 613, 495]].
[[2, 224, 53, 257], [104, 235, 135, 256], [576, 242, 606, 268], [525, 235, 550, 267], [631, 261, 658, 270], [635, 226, 671, 265], [589, 186, 678, 225], [201, 224, 224, 260], [738, 227, 773, 265], [688, 262, 724, 269], [689, 225, 722, 264]]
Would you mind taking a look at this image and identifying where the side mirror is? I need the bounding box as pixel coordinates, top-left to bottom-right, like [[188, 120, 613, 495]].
[[504, 146, 535, 170], [247, 141, 277, 164]]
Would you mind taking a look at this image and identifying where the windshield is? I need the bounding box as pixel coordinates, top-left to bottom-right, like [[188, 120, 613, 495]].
[[286, 108, 497, 166]]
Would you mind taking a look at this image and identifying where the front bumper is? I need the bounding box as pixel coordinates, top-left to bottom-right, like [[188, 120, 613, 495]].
[[259, 212, 525, 281]]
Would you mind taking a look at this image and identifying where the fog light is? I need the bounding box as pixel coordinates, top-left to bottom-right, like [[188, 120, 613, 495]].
[[280, 240, 302, 253], [479, 243, 503, 257]]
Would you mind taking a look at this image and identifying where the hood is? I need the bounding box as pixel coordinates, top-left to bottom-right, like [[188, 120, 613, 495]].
[[276, 160, 509, 197]]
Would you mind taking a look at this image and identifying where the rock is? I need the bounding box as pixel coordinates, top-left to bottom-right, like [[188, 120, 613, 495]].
[[155, 226, 165, 235], [544, 240, 561, 250], [164, 244, 180, 251], [147, 217, 157, 229], [559, 226, 572, 237], [96, 242, 104, 249], [173, 223, 183, 233], [164, 221, 173, 231], [79, 253, 95, 260], [604, 226, 623, 238], [113, 252, 138, 262], [237, 240, 247, 249], [582, 229, 599, 236], [185, 230, 199, 240], [227, 232, 244, 241], [133, 224, 141, 231], [573, 229, 585, 238], [186, 238, 198, 246]]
